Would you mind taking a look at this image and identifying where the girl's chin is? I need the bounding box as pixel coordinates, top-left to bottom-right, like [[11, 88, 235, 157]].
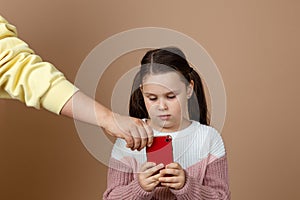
[[150, 118, 190, 132], [153, 119, 171, 126], [151, 121, 178, 132]]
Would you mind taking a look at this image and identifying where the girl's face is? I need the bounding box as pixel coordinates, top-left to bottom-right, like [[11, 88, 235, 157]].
[[141, 71, 193, 132]]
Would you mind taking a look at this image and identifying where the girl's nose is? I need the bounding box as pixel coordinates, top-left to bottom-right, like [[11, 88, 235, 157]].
[[158, 99, 168, 111]]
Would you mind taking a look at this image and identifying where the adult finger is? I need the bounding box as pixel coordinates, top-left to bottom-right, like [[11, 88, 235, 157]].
[[124, 133, 134, 149], [129, 126, 141, 150], [137, 124, 148, 151], [142, 121, 153, 147]]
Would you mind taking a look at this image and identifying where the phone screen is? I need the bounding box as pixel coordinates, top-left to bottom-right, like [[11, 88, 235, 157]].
[[146, 135, 173, 166]]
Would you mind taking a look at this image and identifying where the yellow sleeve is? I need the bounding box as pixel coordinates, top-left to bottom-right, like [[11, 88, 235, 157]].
[[0, 15, 79, 114]]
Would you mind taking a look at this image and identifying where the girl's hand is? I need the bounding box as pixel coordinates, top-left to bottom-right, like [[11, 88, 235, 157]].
[[138, 162, 164, 192], [158, 162, 186, 190]]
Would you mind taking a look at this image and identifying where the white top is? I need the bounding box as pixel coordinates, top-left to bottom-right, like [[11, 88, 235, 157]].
[[111, 120, 225, 169]]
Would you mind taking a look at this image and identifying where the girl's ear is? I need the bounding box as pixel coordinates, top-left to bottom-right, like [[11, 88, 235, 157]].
[[187, 80, 194, 99]]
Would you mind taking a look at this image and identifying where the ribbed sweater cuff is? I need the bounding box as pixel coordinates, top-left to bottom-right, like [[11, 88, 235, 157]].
[[170, 173, 215, 199], [169, 169, 192, 196], [131, 179, 154, 199], [171, 156, 230, 199]]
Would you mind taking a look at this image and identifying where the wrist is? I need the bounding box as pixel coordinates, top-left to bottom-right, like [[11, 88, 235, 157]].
[[95, 104, 114, 129]]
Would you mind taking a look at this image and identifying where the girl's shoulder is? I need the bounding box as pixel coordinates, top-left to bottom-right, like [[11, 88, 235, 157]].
[[189, 121, 226, 153], [171, 121, 226, 168], [190, 121, 222, 139]]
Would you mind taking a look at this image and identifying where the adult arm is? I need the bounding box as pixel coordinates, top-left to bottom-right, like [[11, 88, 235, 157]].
[[0, 15, 153, 150], [61, 91, 153, 150]]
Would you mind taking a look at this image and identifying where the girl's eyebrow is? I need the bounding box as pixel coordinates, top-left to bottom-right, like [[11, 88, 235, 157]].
[[143, 90, 180, 95]]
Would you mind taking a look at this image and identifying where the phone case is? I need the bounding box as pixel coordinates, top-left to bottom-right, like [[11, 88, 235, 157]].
[[146, 135, 173, 166]]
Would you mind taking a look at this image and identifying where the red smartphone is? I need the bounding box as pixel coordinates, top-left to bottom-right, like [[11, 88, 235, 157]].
[[146, 135, 173, 166]]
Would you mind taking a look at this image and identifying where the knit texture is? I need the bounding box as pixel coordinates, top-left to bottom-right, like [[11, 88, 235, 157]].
[[104, 121, 230, 199]]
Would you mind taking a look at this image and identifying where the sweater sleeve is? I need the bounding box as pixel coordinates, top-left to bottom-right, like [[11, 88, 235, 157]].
[[0, 15, 78, 114], [103, 157, 154, 200], [170, 155, 231, 200]]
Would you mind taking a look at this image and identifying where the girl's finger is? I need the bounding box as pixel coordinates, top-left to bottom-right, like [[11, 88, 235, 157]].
[[159, 176, 177, 183], [140, 163, 164, 178], [166, 162, 182, 169], [144, 163, 164, 176], [140, 162, 156, 172], [152, 172, 163, 180], [147, 180, 161, 189], [160, 168, 179, 176], [160, 182, 178, 187]]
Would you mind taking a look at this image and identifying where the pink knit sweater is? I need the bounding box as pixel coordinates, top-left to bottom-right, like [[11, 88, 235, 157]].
[[103, 121, 230, 200]]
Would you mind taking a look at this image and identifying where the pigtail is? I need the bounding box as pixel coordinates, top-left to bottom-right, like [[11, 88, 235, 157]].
[[129, 71, 149, 119], [189, 70, 210, 125]]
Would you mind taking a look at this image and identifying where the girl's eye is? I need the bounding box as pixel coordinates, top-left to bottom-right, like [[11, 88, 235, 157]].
[[148, 97, 157, 101], [167, 95, 176, 99]]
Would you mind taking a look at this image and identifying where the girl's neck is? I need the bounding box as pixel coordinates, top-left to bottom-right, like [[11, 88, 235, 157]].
[[146, 118, 192, 133]]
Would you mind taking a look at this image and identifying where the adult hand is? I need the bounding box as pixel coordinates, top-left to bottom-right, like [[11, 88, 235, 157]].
[[159, 162, 186, 190], [138, 162, 164, 192], [104, 112, 154, 151], [61, 91, 153, 151]]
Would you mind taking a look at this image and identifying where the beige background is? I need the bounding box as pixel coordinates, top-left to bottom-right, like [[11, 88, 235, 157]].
[[1, 0, 299, 199]]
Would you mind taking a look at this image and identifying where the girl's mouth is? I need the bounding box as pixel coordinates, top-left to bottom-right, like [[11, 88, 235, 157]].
[[158, 114, 171, 120]]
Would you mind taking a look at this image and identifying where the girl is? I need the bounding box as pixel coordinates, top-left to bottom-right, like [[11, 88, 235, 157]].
[[104, 47, 230, 199]]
